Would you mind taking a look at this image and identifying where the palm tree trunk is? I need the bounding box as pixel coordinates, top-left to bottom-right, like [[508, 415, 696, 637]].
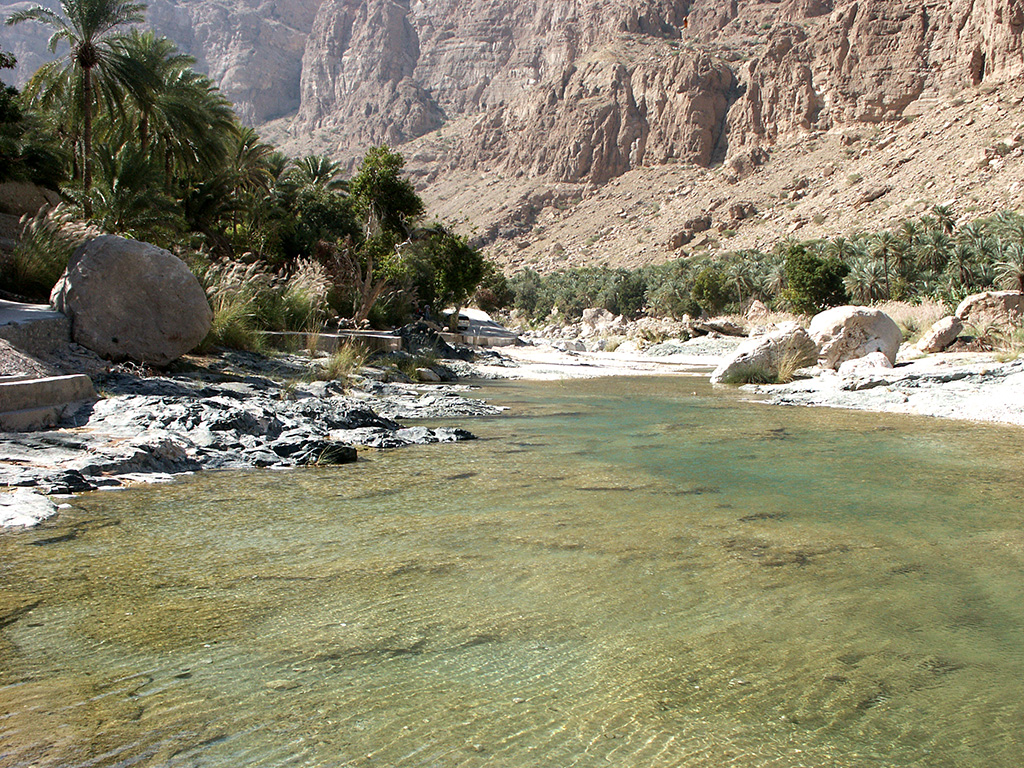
[[882, 250, 890, 300], [82, 64, 93, 218], [164, 135, 173, 193]]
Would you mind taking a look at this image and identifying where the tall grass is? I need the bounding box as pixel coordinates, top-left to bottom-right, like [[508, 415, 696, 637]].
[[195, 258, 333, 352], [1, 205, 89, 301], [876, 299, 948, 343], [314, 342, 368, 383]]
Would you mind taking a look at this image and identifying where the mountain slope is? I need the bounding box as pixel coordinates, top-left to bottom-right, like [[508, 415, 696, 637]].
[[3, 0, 1024, 269]]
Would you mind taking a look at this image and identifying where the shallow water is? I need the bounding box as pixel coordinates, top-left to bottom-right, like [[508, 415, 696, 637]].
[[2, 376, 1024, 767]]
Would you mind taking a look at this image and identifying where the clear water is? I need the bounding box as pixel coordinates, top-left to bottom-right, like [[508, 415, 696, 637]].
[[2, 376, 1024, 768]]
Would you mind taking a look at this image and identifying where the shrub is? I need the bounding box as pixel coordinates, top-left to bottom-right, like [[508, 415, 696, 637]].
[[782, 247, 850, 314], [692, 267, 728, 315]]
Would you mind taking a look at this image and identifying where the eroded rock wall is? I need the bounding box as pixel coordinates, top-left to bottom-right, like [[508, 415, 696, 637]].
[[2, 0, 1024, 181]]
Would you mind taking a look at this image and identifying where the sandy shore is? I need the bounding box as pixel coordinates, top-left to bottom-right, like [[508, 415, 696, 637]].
[[479, 337, 1024, 428], [473, 336, 738, 380]]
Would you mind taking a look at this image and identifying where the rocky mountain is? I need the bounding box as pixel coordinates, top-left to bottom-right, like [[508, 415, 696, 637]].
[[3, 0, 1024, 267]]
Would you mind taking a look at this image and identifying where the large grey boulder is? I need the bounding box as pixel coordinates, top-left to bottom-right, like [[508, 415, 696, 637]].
[[809, 306, 901, 370], [917, 315, 963, 353], [51, 236, 212, 366], [0, 181, 61, 217], [955, 290, 1024, 329], [711, 322, 818, 384]]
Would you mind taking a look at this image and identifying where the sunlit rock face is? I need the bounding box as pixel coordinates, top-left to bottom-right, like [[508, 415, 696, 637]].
[[2, 0, 1023, 181]]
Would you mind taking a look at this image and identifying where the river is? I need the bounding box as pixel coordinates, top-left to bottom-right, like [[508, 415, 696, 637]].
[[2, 376, 1023, 767]]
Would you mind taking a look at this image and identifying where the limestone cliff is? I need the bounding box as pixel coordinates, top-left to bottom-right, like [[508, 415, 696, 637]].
[[2, 0, 1023, 184]]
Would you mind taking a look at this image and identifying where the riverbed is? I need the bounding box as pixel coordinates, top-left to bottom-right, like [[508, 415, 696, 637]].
[[2, 375, 1023, 767]]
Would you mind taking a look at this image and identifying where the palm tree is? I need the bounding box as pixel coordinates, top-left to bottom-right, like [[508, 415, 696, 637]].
[[994, 210, 1024, 246], [823, 236, 860, 264], [869, 230, 898, 299], [288, 154, 347, 191], [844, 255, 887, 304], [106, 30, 236, 191], [109, 29, 191, 152], [995, 242, 1024, 292], [945, 242, 977, 294], [155, 69, 237, 189], [915, 228, 951, 274], [89, 141, 179, 238], [931, 204, 956, 234], [6, 0, 148, 215], [957, 221, 993, 256]]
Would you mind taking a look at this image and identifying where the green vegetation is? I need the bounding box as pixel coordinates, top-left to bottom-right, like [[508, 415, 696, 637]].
[[782, 246, 849, 314], [314, 343, 368, 383], [2, 205, 85, 301], [497, 207, 1024, 324], [7, 0, 148, 215], [1, 5, 490, 346]]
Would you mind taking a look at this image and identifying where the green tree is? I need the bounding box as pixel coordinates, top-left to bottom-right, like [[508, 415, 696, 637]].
[[6, 0, 149, 214], [411, 224, 486, 329], [0, 51, 68, 186], [782, 246, 849, 314], [349, 145, 423, 236], [691, 266, 728, 315]]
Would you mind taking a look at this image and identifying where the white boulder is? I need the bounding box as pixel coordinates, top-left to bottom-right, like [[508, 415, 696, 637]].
[[1, 488, 58, 528], [809, 306, 902, 370], [916, 315, 963, 353], [711, 322, 818, 384], [837, 351, 894, 376]]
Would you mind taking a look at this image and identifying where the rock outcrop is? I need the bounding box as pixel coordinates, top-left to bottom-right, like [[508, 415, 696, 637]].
[[809, 305, 902, 369], [0, 182, 61, 218], [51, 236, 213, 366]]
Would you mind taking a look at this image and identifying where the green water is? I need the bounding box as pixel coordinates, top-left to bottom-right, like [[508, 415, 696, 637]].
[[2, 376, 1024, 767]]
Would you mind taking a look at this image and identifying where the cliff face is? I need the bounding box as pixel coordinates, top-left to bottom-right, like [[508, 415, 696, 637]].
[[2, 0, 1023, 181]]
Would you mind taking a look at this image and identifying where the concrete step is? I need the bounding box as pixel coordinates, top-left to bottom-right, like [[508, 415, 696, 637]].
[[0, 405, 63, 432], [0, 374, 96, 431], [263, 331, 402, 354]]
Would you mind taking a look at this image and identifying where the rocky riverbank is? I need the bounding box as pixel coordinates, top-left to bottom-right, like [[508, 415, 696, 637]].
[[484, 306, 1024, 427], [747, 354, 1024, 426], [0, 349, 502, 506]]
